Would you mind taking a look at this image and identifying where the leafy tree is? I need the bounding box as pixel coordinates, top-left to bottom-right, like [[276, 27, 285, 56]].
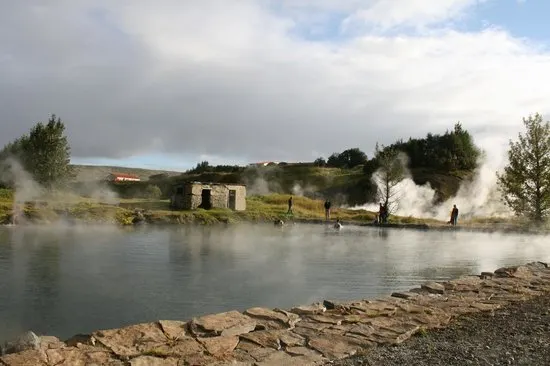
[[0, 114, 73, 188], [497, 114, 550, 223], [187, 161, 210, 174], [372, 144, 406, 215], [314, 157, 326, 167], [326, 148, 368, 168], [21, 115, 73, 188]]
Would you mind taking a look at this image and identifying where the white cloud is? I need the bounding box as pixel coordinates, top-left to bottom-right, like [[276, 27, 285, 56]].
[[0, 0, 549, 166]]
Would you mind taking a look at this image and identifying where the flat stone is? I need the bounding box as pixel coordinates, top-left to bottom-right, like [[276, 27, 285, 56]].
[[323, 299, 346, 310], [391, 292, 418, 300], [346, 323, 376, 338], [278, 331, 306, 347], [1, 349, 48, 365], [130, 356, 179, 366], [198, 335, 239, 356], [236, 340, 277, 362], [480, 271, 494, 279], [39, 336, 65, 350], [252, 350, 321, 366], [158, 320, 187, 340], [243, 307, 299, 330], [93, 322, 168, 358], [240, 330, 281, 350], [191, 311, 256, 337], [307, 334, 362, 360], [144, 338, 205, 358], [44, 347, 120, 366], [307, 314, 343, 325], [290, 303, 326, 315], [371, 323, 420, 345], [285, 346, 322, 358], [421, 281, 446, 294]]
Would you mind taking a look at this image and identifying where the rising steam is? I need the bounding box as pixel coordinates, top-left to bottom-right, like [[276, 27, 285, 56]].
[[352, 149, 511, 221]]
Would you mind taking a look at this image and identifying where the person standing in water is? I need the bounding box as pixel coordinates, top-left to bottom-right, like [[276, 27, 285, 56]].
[[450, 204, 459, 226], [324, 199, 331, 220], [287, 196, 293, 214]]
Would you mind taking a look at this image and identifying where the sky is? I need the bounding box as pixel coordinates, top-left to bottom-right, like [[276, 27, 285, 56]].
[[1, 0, 550, 171]]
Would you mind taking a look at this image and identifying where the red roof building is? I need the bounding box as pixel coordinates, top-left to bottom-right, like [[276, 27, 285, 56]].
[[106, 172, 141, 182]]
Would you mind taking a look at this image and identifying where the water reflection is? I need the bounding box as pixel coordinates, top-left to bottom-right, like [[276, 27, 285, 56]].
[[0, 224, 549, 341]]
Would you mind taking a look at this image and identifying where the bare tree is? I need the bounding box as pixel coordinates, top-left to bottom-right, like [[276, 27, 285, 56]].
[[372, 144, 407, 215]]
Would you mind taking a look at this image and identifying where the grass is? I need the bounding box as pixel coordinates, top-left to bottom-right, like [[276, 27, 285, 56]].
[[0, 188, 429, 226], [0, 187, 523, 229]]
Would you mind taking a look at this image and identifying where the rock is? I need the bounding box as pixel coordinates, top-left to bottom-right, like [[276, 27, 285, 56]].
[[421, 282, 446, 294], [39, 336, 65, 350], [130, 355, 179, 365], [255, 350, 324, 366], [243, 307, 299, 329], [198, 335, 239, 356], [158, 320, 187, 340], [391, 292, 418, 300], [481, 271, 494, 279], [240, 330, 281, 350], [494, 265, 532, 279], [307, 334, 362, 360], [0, 349, 47, 365], [307, 314, 343, 325], [92, 322, 169, 358], [65, 333, 96, 347], [191, 311, 256, 337], [278, 331, 306, 347], [1, 331, 41, 355], [290, 303, 326, 315]]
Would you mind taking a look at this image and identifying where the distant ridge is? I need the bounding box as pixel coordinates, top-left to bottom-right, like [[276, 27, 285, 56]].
[[71, 164, 183, 182]]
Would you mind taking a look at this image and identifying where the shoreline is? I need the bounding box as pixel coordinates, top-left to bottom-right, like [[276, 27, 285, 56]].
[[2, 261, 550, 365], [0, 214, 541, 236]]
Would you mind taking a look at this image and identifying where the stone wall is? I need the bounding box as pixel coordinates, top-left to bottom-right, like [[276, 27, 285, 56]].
[[171, 183, 246, 211], [3, 262, 550, 366]]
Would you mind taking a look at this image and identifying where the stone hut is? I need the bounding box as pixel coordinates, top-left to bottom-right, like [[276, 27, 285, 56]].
[[170, 182, 246, 211]]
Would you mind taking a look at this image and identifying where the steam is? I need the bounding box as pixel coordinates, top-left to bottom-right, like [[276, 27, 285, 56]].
[[351, 146, 512, 221], [243, 166, 282, 195], [1, 156, 121, 225]]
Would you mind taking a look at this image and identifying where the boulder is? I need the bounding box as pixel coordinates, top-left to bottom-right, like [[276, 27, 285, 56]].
[[1, 331, 41, 355]]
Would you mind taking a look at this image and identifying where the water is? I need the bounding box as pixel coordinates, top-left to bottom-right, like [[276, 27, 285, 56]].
[[0, 223, 549, 341]]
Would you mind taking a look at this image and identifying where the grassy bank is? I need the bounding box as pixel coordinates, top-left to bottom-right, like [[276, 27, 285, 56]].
[[0, 188, 523, 230], [0, 188, 449, 226]]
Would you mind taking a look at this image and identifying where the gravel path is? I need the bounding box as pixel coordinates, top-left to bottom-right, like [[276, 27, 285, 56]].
[[330, 295, 550, 366]]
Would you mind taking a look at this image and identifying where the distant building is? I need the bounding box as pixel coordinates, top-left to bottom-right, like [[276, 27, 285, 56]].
[[248, 161, 280, 167], [106, 173, 141, 182], [170, 182, 246, 211]]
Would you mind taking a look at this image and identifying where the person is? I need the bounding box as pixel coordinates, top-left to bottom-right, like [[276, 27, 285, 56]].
[[324, 199, 332, 220], [287, 196, 293, 214], [450, 204, 459, 226], [378, 203, 385, 224]]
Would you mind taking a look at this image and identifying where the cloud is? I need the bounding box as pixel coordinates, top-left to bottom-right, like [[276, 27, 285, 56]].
[[0, 0, 549, 165]]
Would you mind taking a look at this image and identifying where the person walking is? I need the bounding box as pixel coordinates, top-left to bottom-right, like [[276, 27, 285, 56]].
[[287, 196, 293, 214], [324, 199, 331, 220]]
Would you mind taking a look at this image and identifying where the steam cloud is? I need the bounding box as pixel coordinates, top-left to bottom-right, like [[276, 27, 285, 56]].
[[1, 157, 121, 225], [352, 143, 512, 221]]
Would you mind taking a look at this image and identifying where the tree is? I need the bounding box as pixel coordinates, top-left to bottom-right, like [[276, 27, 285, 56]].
[[497, 114, 550, 223], [0, 114, 73, 188], [314, 157, 326, 167], [372, 144, 406, 215], [21, 115, 73, 188]]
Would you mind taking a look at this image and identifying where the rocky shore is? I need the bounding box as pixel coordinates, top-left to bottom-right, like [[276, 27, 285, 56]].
[[2, 262, 550, 366]]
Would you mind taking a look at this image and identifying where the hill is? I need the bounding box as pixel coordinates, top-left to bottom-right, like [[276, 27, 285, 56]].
[[71, 164, 183, 182], [78, 162, 473, 207]]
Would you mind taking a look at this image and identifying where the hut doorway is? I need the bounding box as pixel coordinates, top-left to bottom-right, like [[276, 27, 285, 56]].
[[199, 189, 212, 209], [228, 189, 236, 210]]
